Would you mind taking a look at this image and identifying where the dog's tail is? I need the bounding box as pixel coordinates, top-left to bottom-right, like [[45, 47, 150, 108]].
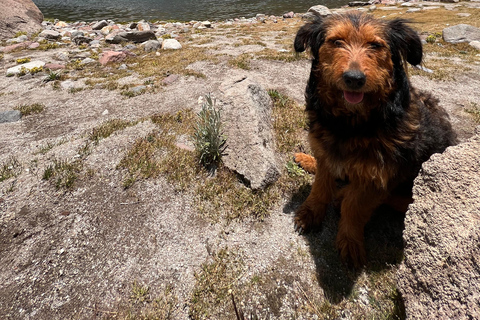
[[294, 153, 317, 174]]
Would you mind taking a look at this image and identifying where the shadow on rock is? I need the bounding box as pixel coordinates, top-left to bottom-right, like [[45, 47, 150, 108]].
[[284, 188, 406, 304]]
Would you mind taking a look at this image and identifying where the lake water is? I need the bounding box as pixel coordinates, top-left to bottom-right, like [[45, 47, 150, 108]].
[[32, 0, 350, 22]]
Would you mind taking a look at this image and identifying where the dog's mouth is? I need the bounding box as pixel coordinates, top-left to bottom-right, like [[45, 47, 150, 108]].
[[343, 91, 364, 104]]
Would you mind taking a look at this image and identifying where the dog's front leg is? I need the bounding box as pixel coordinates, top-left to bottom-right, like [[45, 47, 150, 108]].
[[294, 163, 336, 233], [336, 185, 387, 268]]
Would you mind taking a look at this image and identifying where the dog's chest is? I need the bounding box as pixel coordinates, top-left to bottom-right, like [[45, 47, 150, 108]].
[[324, 136, 396, 189]]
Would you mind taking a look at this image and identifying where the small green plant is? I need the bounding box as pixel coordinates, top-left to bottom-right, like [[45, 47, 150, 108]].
[[130, 281, 150, 304], [286, 160, 305, 177], [0, 157, 21, 182], [426, 34, 436, 44], [465, 102, 480, 123], [89, 119, 136, 144], [14, 103, 45, 116], [192, 94, 227, 171], [14, 31, 27, 37], [16, 57, 31, 64], [42, 158, 82, 189], [44, 71, 62, 82]]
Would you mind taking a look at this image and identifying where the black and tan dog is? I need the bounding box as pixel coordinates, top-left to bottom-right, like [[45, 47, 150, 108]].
[[293, 12, 457, 267]]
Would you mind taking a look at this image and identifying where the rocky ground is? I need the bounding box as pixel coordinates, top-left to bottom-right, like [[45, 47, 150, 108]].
[[0, 2, 479, 320]]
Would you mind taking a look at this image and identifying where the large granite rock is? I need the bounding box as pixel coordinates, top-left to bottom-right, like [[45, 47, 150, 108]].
[[0, 0, 43, 40], [397, 131, 480, 320], [219, 76, 280, 190], [443, 24, 480, 43]]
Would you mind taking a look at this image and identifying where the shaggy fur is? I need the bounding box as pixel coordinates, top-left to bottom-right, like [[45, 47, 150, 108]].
[[293, 12, 457, 267]]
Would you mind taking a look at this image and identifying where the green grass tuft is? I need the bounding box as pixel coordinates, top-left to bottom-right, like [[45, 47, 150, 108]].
[[192, 94, 226, 171]]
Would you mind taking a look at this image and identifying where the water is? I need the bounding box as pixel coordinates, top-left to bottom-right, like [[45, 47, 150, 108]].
[[32, 0, 350, 22]]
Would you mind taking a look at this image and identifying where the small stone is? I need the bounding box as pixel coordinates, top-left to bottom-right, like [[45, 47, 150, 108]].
[[137, 21, 151, 31], [118, 64, 128, 70], [470, 41, 480, 50], [162, 74, 179, 85], [80, 58, 96, 65], [99, 51, 127, 65], [131, 85, 146, 94], [44, 63, 65, 70], [141, 39, 162, 52], [92, 20, 108, 30], [28, 42, 40, 49], [201, 21, 212, 28], [102, 109, 109, 116], [162, 39, 182, 50], [39, 30, 61, 40], [73, 36, 92, 45], [0, 110, 22, 124], [283, 11, 294, 18], [407, 8, 422, 13]]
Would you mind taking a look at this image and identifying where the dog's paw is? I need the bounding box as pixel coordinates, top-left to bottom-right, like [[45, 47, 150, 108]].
[[294, 153, 317, 174], [336, 233, 366, 269], [294, 203, 326, 234]]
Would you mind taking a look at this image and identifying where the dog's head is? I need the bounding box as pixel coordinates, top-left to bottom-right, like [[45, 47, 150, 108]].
[[295, 13, 422, 109]]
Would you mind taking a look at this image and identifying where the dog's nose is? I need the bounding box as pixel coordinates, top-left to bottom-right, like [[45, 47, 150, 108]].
[[342, 70, 366, 90]]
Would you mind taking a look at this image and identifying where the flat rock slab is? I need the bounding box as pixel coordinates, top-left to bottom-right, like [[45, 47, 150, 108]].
[[106, 31, 156, 44], [220, 76, 280, 190], [443, 24, 480, 43], [0, 110, 22, 123], [397, 134, 480, 320], [6, 61, 45, 76]]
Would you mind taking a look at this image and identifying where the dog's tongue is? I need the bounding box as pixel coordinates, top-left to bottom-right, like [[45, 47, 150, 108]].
[[344, 91, 364, 104]]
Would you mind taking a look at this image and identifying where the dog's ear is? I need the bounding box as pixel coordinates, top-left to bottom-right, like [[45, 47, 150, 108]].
[[294, 16, 326, 60], [386, 19, 423, 66]]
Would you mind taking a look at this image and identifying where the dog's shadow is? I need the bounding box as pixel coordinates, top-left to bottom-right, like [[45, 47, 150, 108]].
[[283, 185, 405, 304]]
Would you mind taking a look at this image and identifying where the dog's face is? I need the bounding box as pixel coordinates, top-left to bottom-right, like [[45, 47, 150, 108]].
[[295, 13, 422, 113]]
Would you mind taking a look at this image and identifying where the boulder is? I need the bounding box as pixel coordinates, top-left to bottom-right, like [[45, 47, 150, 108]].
[[162, 39, 182, 50], [219, 76, 281, 190], [443, 24, 480, 43], [397, 133, 480, 320], [0, 0, 43, 40], [0, 110, 22, 124], [6, 60, 45, 76], [105, 31, 156, 44], [306, 5, 332, 17]]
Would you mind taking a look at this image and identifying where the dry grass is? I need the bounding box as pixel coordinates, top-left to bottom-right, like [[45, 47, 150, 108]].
[[0, 157, 22, 182], [14, 103, 45, 116], [465, 102, 480, 123], [126, 46, 211, 78]]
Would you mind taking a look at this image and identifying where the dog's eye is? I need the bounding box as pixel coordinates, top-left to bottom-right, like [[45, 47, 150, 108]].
[[332, 40, 344, 47], [369, 42, 383, 49]]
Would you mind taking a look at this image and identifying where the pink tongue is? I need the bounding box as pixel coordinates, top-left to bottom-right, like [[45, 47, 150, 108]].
[[344, 91, 364, 104]]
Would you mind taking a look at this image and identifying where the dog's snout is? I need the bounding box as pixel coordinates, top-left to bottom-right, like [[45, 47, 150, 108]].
[[342, 70, 366, 90]]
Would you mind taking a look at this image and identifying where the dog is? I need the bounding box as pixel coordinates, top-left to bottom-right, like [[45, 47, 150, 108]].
[[293, 12, 457, 267]]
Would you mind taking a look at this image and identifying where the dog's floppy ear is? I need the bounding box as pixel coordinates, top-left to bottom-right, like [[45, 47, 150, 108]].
[[387, 19, 423, 66], [294, 16, 326, 60]]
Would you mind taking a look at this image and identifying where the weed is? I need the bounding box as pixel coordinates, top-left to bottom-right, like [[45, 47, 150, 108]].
[[14, 31, 27, 37], [256, 48, 306, 62], [16, 57, 31, 64], [68, 87, 84, 94], [130, 281, 150, 304], [0, 157, 22, 182], [285, 160, 305, 177], [38, 41, 60, 51], [44, 71, 63, 82], [426, 34, 436, 44], [192, 94, 227, 171], [88, 119, 136, 144], [465, 102, 480, 123], [42, 158, 82, 189], [190, 248, 244, 319], [228, 54, 252, 70], [14, 103, 45, 116]]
